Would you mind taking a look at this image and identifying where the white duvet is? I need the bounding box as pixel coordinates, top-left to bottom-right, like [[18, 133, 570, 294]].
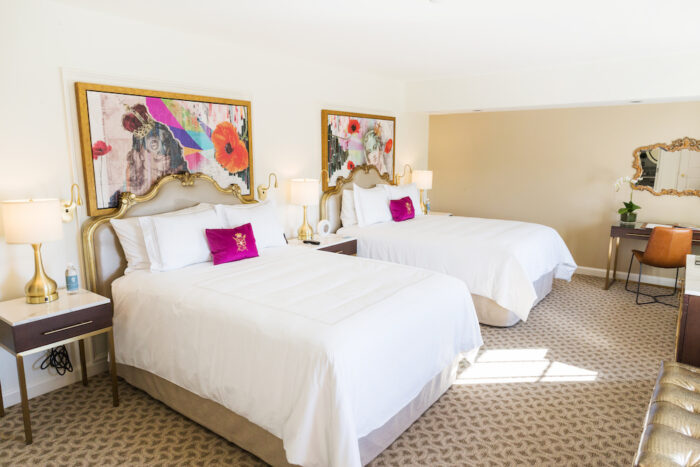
[[338, 215, 577, 321], [112, 247, 482, 467]]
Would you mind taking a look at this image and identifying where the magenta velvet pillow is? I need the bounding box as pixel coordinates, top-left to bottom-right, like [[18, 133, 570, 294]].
[[205, 223, 259, 265], [390, 196, 416, 222]]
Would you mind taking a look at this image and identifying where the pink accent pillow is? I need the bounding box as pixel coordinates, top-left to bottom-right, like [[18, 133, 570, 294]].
[[205, 223, 259, 265], [389, 196, 415, 222]]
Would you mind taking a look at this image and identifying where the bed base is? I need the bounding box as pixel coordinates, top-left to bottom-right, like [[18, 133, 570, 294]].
[[117, 357, 460, 466], [473, 269, 555, 327]]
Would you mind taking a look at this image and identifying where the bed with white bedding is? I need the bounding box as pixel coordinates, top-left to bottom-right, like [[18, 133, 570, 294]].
[[321, 166, 577, 326], [338, 215, 576, 324], [82, 174, 482, 467], [112, 247, 482, 466]]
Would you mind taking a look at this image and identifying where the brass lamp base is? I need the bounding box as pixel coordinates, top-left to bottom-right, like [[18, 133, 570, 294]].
[[25, 243, 58, 304], [297, 205, 314, 241], [419, 189, 427, 215]]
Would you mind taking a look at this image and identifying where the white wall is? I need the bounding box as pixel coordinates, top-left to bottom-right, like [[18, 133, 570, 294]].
[[0, 0, 429, 408], [406, 53, 700, 113]]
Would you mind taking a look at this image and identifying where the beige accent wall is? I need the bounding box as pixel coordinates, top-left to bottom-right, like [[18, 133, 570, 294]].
[[428, 102, 700, 278]]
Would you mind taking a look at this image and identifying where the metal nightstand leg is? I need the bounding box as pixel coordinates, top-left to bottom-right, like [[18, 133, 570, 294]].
[[78, 339, 88, 386], [108, 329, 119, 407], [16, 355, 32, 444]]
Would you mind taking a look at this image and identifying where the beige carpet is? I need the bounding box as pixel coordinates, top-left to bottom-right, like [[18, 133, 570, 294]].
[[0, 275, 677, 466]]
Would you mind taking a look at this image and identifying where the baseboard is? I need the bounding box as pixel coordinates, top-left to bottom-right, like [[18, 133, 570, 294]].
[[575, 266, 678, 288], [2, 359, 109, 409]]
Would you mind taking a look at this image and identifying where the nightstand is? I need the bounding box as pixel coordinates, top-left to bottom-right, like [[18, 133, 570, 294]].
[[0, 289, 118, 444], [428, 211, 453, 216], [288, 234, 357, 255]]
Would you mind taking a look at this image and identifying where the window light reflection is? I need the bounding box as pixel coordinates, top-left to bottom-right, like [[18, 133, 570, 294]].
[[456, 348, 598, 385]]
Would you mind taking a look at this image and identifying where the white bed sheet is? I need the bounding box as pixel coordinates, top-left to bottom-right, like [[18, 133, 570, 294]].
[[338, 215, 577, 321], [112, 247, 482, 467]]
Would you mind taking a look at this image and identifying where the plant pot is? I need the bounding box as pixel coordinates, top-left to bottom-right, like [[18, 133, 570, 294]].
[[620, 212, 637, 223]]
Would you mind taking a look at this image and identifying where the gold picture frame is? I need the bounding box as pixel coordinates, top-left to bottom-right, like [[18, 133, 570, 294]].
[[321, 109, 395, 191], [75, 82, 254, 216], [632, 137, 700, 198]]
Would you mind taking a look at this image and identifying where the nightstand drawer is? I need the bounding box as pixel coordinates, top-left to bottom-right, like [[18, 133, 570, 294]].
[[8, 303, 113, 353], [319, 239, 357, 255]]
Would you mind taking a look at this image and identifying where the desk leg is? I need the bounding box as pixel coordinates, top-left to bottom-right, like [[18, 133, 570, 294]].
[[612, 237, 620, 285], [605, 237, 615, 290], [78, 340, 88, 386], [16, 355, 32, 444], [107, 329, 119, 407], [0, 377, 4, 417]]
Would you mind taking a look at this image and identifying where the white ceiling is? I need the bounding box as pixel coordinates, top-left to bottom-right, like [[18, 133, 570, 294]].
[[55, 0, 700, 82]]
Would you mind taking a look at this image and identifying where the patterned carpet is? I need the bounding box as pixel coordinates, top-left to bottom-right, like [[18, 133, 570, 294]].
[[0, 275, 677, 466]]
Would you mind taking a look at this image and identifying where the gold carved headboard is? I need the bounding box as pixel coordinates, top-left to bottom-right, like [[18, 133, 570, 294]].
[[81, 172, 255, 298], [320, 164, 395, 233]]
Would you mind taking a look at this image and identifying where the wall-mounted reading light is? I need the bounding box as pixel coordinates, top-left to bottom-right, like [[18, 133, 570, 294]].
[[257, 173, 279, 201], [62, 183, 83, 222], [395, 164, 413, 185]]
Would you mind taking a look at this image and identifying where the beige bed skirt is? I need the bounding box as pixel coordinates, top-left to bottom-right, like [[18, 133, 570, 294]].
[[117, 357, 460, 466], [472, 269, 556, 327]]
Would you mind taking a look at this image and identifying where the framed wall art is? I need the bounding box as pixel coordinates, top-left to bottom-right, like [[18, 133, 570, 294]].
[[75, 82, 253, 215], [321, 110, 395, 190]]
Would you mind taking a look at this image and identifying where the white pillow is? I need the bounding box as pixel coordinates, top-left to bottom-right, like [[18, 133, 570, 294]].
[[145, 209, 223, 271], [353, 184, 391, 227], [111, 203, 212, 273], [214, 200, 286, 249], [384, 183, 423, 216], [340, 190, 358, 227]]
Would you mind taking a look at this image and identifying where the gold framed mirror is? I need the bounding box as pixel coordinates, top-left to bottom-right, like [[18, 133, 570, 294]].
[[633, 137, 700, 197]]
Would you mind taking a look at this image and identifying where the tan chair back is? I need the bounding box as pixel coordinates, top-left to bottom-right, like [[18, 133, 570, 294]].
[[642, 227, 692, 268]]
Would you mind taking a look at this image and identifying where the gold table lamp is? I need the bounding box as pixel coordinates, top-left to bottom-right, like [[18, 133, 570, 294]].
[[1, 199, 63, 303], [412, 170, 433, 214], [290, 178, 319, 241]]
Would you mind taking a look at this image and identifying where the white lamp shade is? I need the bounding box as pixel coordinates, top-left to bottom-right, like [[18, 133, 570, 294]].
[[412, 170, 433, 190], [1, 199, 63, 244], [290, 179, 319, 206]]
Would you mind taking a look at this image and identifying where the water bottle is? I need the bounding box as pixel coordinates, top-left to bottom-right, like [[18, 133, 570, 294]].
[[425, 197, 431, 214], [65, 263, 79, 294]]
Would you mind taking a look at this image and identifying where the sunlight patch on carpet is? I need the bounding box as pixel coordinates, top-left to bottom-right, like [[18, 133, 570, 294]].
[[455, 348, 598, 384]]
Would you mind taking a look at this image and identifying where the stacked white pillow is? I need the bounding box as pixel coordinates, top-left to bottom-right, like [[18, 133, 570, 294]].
[[340, 190, 358, 227], [384, 183, 423, 216], [342, 183, 423, 228], [110, 203, 213, 273], [110, 200, 287, 273], [214, 200, 286, 249], [353, 184, 392, 227], [140, 208, 223, 271]]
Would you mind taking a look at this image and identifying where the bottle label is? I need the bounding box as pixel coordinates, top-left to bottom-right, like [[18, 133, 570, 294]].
[[66, 275, 79, 292]]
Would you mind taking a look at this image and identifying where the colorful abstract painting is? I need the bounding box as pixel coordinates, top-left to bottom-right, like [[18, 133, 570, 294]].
[[321, 110, 395, 190], [75, 83, 253, 215]]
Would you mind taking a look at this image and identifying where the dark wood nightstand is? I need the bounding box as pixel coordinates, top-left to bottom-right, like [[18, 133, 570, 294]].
[[0, 289, 118, 444], [288, 234, 357, 256]]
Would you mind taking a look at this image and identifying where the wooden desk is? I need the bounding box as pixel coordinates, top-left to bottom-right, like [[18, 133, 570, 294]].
[[604, 223, 700, 289]]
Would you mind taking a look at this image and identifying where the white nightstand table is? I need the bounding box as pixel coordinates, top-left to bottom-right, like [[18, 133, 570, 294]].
[[288, 234, 357, 255], [428, 211, 453, 216], [0, 289, 118, 444]]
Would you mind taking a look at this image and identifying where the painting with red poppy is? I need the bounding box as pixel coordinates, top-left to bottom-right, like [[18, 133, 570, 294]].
[[75, 82, 253, 215], [321, 110, 395, 191]]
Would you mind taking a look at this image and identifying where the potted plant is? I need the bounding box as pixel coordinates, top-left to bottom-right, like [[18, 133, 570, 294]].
[[614, 176, 640, 223]]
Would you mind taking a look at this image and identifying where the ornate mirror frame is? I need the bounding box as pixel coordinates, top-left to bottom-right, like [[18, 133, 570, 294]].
[[632, 137, 700, 197]]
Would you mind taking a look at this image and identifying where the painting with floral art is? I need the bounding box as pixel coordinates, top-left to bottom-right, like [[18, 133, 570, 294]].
[[75, 83, 253, 215], [321, 110, 395, 190]]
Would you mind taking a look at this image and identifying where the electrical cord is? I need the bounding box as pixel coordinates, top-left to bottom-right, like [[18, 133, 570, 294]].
[[40, 345, 73, 376]]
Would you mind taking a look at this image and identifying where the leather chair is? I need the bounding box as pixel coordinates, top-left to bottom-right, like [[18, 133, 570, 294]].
[[625, 227, 692, 306], [634, 361, 700, 466]]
